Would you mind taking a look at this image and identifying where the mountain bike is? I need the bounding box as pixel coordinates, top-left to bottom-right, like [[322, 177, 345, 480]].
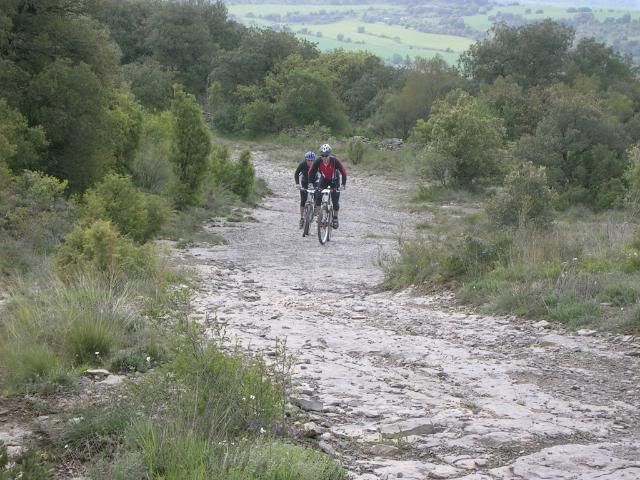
[[317, 185, 340, 245], [301, 186, 317, 237]]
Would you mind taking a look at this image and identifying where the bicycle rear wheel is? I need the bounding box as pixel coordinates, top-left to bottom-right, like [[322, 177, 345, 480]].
[[302, 203, 312, 237], [317, 206, 330, 245]]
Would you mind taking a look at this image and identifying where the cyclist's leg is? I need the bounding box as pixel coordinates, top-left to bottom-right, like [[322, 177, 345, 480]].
[[299, 190, 307, 227], [331, 187, 340, 228], [300, 190, 307, 214]]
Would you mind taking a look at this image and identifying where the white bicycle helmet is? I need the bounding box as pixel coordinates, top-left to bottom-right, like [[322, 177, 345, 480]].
[[319, 144, 332, 156]]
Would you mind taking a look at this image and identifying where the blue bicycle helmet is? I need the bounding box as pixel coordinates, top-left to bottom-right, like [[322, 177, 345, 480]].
[[305, 151, 317, 161]]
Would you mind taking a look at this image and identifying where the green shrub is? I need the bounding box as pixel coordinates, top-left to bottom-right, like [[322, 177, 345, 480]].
[[169, 344, 283, 436], [58, 405, 131, 462], [598, 283, 639, 306], [55, 220, 156, 277], [131, 111, 177, 195], [210, 146, 256, 201], [487, 162, 556, 229], [383, 240, 440, 288], [0, 170, 74, 275], [83, 174, 170, 243], [228, 442, 348, 480], [346, 138, 366, 165], [171, 87, 212, 208], [548, 299, 600, 327], [620, 305, 640, 334], [232, 150, 255, 201]]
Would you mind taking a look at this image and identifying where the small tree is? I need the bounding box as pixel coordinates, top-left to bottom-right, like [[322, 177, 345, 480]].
[[420, 90, 505, 186], [347, 138, 366, 165], [170, 86, 212, 208], [487, 162, 556, 229], [232, 150, 255, 201]]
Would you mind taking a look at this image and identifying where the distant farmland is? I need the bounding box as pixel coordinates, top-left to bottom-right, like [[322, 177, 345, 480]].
[[226, 3, 473, 64], [226, 2, 640, 65]]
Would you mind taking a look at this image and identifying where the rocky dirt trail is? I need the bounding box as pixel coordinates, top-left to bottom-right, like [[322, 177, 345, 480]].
[[175, 151, 640, 480]]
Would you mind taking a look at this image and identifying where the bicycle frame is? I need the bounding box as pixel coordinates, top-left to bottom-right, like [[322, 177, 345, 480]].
[[317, 185, 338, 245], [301, 187, 317, 237]]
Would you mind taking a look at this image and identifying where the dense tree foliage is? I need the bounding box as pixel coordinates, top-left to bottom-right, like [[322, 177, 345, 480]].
[[460, 20, 575, 87], [413, 90, 505, 186], [170, 87, 212, 208], [2, 0, 640, 213]]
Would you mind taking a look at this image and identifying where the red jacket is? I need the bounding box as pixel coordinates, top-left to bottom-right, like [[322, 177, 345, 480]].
[[308, 156, 347, 186]]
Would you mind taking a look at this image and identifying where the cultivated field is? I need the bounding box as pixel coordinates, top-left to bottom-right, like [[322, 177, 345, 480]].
[[227, 1, 640, 65]]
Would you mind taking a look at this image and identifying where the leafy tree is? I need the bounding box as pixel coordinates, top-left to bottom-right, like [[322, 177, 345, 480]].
[[416, 90, 505, 186], [307, 50, 401, 122], [275, 69, 349, 133], [145, 2, 218, 94], [26, 59, 114, 191], [2, 0, 119, 81], [170, 86, 212, 208], [120, 59, 176, 111], [93, 0, 156, 64], [514, 86, 628, 208], [131, 111, 177, 195], [0, 99, 47, 172], [566, 37, 636, 89], [624, 144, 640, 216], [110, 90, 144, 175], [209, 29, 318, 95], [241, 99, 278, 136], [370, 56, 464, 137], [460, 20, 574, 87], [239, 66, 348, 135], [478, 77, 547, 140]]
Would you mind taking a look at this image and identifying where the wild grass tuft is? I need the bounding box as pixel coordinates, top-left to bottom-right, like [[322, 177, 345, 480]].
[[0, 269, 171, 393], [385, 207, 640, 331]]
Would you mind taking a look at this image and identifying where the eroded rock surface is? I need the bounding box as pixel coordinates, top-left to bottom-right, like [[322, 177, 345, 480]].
[[176, 151, 640, 479]]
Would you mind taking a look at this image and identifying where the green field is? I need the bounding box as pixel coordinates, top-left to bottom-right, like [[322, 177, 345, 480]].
[[227, 2, 640, 65], [228, 3, 473, 64], [228, 3, 402, 15], [464, 4, 640, 31]]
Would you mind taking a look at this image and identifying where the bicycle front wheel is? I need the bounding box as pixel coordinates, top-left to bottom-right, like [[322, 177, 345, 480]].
[[302, 203, 312, 237], [317, 206, 330, 245]]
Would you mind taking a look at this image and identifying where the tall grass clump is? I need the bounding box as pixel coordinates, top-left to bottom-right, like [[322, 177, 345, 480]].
[[67, 337, 346, 480], [385, 205, 640, 332], [0, 270, 169, 392]]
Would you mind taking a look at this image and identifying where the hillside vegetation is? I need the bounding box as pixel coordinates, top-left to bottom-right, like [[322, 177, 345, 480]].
[[2, 0, 640, 476]]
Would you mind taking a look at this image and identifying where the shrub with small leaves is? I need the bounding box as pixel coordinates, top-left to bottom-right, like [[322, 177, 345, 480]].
[[83, 173, 170, 243], [232, 150, 255, 201], [346, 138, 366, 165], [487, 162, 556, 229], [55, 220, 156, 277]]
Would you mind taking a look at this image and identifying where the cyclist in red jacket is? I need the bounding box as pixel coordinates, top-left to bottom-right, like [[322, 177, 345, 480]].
[[308, 144, 347, 229]]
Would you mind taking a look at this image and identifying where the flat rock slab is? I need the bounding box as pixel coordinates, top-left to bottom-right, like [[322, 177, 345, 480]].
[[369, 444, 402, 457], [292, 397, 324, 412], [501, 443, 640, 480], [381, 420, 444, 438]]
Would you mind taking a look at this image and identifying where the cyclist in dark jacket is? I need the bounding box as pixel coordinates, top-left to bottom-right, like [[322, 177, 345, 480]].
[[308, 144, 347, 229], [295, 151, 317, 228]]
